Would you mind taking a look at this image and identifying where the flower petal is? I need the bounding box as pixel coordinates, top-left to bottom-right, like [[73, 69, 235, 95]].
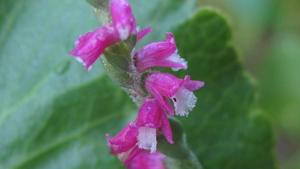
[[137, 27, 152, 41], [125, 149, 166, 169], [183, 75, 205, 91], [110, 0, 136, 40], [69, 25, 119, 70], [135, 32, 187, 72], [172, 87, 197, 116], [145, 85, 174, 116], [137, 127, 157, 153], [146, 72, 182, 96], [106, 123, 138, 154], [161, 112, 174, 144], [135, 99, 163, 128]]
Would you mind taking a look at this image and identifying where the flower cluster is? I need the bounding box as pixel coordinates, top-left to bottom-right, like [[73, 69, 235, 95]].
[[70, 0, 204, 168]]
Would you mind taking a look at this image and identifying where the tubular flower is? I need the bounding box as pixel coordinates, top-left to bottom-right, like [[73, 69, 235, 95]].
[[69, 25, 119, 70], [106, 124, 167, 169], [70, 0, 138, 70], [135, 99, 173, 152], [134, 32, 187, 72], [145, 72, 205, 116]]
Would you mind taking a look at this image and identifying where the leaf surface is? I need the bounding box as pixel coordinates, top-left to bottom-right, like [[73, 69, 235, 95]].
[[174, 8, 277, 169]]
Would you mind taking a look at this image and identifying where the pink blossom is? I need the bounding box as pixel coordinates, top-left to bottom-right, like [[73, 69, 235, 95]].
[[145, 72, 204, 116], [134, 32, 187, 72], [69, 24, 119, 70], [135, 99, 173, 152], [70, 0, 138, 70], [110, 0, 136, 40], [125, 148, 166, 169], [106, 123, 138, 155]]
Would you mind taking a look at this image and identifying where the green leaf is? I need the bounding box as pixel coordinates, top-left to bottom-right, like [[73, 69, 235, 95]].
[[173, 8, 278, 169], [2, 77, 131, 169], [0, 0, 196, 169]]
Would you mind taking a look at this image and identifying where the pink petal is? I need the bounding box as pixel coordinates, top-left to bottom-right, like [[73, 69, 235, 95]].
[[146, 85, 174, 116], [135, 32, 187, 72], [145, 72, 182, 97], [125, 149, 166, 169], [135, 99, 163, 128], [123, 146, 141, 164], [69, 25, 119, 70], [161, 112, 174, 144], [137, 33, 176, 58], [106, 123, 138, 154], [137, 27, 152, 41], [136, 56, 187, 72], [183, 75, 205, 91], [110, 0, 136, 40]]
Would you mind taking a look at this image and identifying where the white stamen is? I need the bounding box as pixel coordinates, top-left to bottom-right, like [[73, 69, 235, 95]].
[[172, 87, 197, 116], [167, 51, 188, 71], [137, 127, 157, 153]]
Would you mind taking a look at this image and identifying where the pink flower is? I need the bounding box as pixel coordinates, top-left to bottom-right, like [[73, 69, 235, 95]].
[[135, 99, 173, 152], [125, 148, 166, 169], [70, 0, 138, 70], [134, 32, 187, 72], [110, 0, 136, 40], [69, 25, 119, 70], [145, 72, 205, 116], [106, 122, 138, 155]]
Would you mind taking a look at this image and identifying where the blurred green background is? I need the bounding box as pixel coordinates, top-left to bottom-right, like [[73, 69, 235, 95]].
[[202, 0, 300, 169]]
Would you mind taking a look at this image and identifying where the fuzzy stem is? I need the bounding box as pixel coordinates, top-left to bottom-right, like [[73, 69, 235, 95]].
[[102, 37, 147, 105]]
